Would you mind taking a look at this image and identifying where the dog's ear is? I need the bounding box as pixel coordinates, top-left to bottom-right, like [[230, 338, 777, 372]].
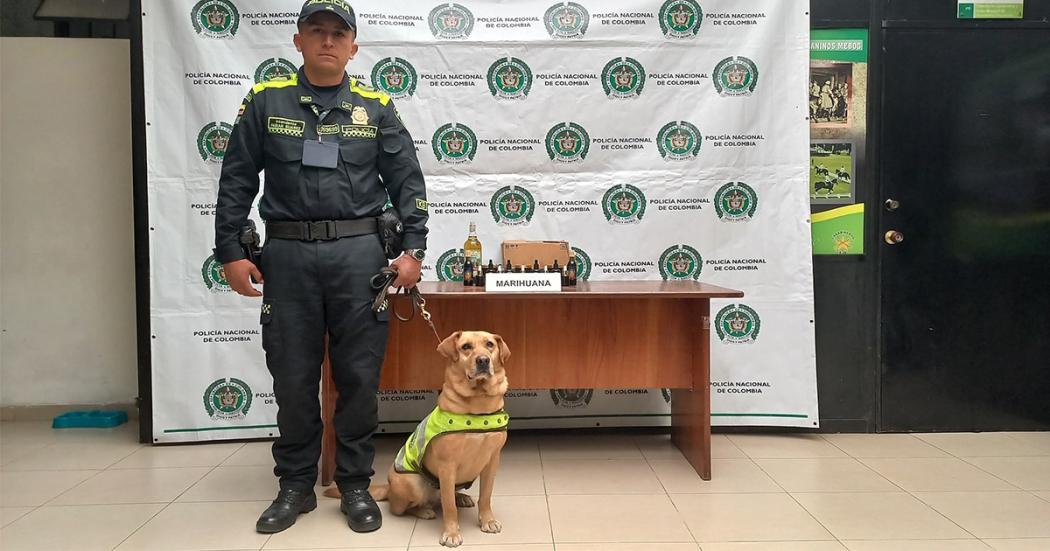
[[437, 331, 462, 361], [493, 334, 511, 365]]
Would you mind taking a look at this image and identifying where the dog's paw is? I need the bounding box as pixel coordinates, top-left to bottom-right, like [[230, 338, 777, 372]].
[[455, 493, 476, 508], [480, 518, 502, 533], [439, 529, 463, 547], [413, 507, 437, 520]]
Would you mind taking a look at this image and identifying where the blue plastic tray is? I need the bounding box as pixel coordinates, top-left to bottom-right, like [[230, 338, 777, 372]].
[[52, 410, 128, 429]]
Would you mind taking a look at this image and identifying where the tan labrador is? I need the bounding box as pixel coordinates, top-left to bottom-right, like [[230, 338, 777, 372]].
[[326, 330, 510, 547]]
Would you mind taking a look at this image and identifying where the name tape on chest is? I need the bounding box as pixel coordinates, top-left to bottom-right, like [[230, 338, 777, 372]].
[[268, 117, 306, 137], [342, 125, 378, 139]]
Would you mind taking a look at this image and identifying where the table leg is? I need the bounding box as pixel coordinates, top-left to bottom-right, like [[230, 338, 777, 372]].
[[671, 299, 712, 480]]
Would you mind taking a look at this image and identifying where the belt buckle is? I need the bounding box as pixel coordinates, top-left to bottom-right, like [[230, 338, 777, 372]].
[[307, 220, 337, 241]]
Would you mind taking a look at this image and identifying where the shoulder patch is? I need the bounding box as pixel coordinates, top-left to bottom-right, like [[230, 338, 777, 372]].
[[251, 73, 299, 94], [349, 77, 391, 106]]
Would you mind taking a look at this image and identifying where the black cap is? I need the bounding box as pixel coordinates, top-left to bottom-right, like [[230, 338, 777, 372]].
[[298, 0, 357, 31]]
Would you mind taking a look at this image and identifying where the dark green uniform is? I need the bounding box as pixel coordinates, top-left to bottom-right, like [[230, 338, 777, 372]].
[[214, 68, 428, 493]]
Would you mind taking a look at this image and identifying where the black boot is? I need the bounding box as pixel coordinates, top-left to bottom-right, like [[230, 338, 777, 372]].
[[340, 489, 382, 533], [256, 488, 317, 533]]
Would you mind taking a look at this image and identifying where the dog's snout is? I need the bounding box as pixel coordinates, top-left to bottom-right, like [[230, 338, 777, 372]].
[[475, 356, 491, 372]]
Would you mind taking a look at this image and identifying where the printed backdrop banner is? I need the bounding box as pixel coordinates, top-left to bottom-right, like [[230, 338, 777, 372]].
[[142, 0, 817, 443]]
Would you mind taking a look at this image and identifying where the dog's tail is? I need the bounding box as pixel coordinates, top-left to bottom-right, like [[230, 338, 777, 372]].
[[321, 484, 389, 502]]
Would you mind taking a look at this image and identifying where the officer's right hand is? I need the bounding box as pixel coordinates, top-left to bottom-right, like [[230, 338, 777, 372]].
[[223, 259, 263, 297]]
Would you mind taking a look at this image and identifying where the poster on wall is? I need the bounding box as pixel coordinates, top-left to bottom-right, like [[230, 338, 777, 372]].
[[142, 0, 818, 442], [811, 28, 867, 255]]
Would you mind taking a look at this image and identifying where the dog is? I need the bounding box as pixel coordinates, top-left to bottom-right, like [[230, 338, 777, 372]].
[[325, 330, 511, 547]]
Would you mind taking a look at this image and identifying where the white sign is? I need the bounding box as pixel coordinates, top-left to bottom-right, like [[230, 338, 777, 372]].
[[141, 0, 818, 441], [485, 272, 562, 293]]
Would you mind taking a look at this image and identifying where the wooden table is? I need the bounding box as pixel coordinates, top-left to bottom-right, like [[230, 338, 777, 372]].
[[320, 280, 743, 485]]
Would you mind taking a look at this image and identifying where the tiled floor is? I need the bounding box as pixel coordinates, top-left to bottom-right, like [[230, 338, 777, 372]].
[[1, 421, 1049, 550]]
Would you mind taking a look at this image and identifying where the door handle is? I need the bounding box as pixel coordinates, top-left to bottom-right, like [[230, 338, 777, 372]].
[[884, 230, 904, 245], [885, 199, 900, 211]]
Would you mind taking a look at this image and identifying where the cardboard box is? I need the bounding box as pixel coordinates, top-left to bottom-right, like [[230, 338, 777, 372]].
[[501, 240, 571, 269]]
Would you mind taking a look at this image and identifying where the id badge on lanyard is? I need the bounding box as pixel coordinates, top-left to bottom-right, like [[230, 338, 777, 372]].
[[302, 105, 338, 169]]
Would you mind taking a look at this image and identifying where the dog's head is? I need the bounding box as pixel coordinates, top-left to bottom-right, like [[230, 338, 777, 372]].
[[437, 330, 510, 383]]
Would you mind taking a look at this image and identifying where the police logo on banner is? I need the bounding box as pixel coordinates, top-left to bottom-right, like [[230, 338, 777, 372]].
[[487, 57, 533, 100], [432, 123, 478, 163], [715, 304, 762, 344], [714, 56, 759, 96], [544, 2, 589, 38], [429, 3, 475, 39], [371, 57, 418, 99], [602, 57, 646, 99], [657, 121, 702, 160], [659, 0, 703, 38], [197, 122, 233, 163], [191, 0, 240, 38], [254, 58, 296, 84], [714, 182, 759, 222], [602, 184, 647, 224], [490, 185, 536, 226], [550, 389, 594, 408], [203, 378, 252, 420], [435, 248, 466, 282], [201, 254, 232, 291], [571, 246, 593, 281], [659, 244, 703, 280], [546, 122, 590, 162]]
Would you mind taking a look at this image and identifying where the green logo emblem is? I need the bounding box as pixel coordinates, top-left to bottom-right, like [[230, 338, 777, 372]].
[[659, 0, 703, 38], [544, 2, 589, 38], [201, 254, 232, 291], [657, 121, 702, 160], [714, 182, 758, 222], [490, 185, 536, 226], [659, 244, 703, 280], [435, 248, 466, 282], [254, 57, 296, 84], [602, 57, 646, 99], [196, 122, 233, 163], [602, 184, 647, 224], [429, 3, 475, 39], [432, 123, 478, 164], [203, 378, 252, 419], [715, 304, 761, 344], [550, 389, 593, 408], [371, 57, 418, 99], [570, 246, 592, 281], [714, 56, 759, 96], [545, 122, 591, 162], [487, 57, 533, 100], [191, 0, 240, 38]]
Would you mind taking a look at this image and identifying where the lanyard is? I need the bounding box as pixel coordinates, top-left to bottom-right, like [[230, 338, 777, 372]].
[[310, 104, 334, 143]]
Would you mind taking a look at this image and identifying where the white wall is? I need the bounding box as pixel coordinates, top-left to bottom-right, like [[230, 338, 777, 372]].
[[1, 38, 138, 406]]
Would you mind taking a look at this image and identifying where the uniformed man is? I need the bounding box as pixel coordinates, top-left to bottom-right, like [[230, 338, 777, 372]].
[[213, 0, 428, 535]]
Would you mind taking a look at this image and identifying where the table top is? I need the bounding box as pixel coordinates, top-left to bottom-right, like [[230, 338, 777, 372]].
[[409, 280, 744, 299]]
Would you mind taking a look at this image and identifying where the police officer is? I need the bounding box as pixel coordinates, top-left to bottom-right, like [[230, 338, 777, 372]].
[[213, 0, 428, 535]]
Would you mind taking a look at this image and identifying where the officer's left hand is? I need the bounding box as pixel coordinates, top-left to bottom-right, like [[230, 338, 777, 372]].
[[390, 254, 422, 289]]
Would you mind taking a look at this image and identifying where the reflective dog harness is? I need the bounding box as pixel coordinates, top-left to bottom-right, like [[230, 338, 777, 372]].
[[394, 406, 510, 489]]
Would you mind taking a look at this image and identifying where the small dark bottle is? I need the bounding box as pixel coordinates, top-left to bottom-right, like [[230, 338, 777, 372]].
[[487, 260, 496, 274], [505, 259, 513, 273], [553, 259, 563, 284], [475, 263, 485, 287], [566, 256, 578, 286], [463, 259, 474, 286], [532, 259, 541, 273]]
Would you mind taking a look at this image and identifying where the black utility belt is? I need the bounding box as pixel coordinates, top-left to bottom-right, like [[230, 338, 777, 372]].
[[266, 218, 377, 242]]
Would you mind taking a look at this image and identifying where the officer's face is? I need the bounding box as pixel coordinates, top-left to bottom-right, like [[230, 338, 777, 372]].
[[294, 13, 358, 75]]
